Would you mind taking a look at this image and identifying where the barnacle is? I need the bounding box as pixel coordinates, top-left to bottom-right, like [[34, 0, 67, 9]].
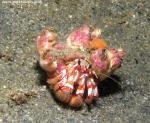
[[36, 25, 126, 107]]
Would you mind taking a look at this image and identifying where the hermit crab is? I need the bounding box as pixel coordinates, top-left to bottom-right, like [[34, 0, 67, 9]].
[[36, 25, 126, 107]]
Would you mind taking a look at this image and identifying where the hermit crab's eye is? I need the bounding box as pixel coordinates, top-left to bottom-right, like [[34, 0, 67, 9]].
[[78, 59, 81, 65], [102, 48, 106, 52], [88, 64, 92, 69]]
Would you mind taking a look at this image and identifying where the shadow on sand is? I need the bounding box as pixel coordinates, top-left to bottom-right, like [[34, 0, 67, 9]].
[[98, 75, 122, 97]]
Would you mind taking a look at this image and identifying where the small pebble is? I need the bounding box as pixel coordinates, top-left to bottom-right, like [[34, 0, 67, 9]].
[[133, 14, 136, 18], [0, 119, 3, 123], [3, 85, 6, 89], [69, 15, 73, 19]]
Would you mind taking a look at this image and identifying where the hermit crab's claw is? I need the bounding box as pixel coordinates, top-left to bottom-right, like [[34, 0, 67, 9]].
[[66, 25, 91, 50]]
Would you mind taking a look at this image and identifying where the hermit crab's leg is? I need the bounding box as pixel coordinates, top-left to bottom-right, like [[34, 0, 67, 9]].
[[47, 56, 82, 86], [85, 78, 98, 104], [69, 95, 83, 107], [69, 73, 88, 107], [54, 63, 80, 104], [47, 62, 67, 87], [54, 68, 72, 103], [47, 71, 62, 87]]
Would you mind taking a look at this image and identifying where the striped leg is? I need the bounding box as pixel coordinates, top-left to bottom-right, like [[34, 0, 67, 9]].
[[54, 64, 79, 104], [69, 73, 87, 107], [54, 69, 71, 103], [85, 78, 98, 104]]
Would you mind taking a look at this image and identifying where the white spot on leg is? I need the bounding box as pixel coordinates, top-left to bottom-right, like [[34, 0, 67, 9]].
[[93, 87, 98, 97], [68, 75, 74, 82], [64, 83, 73, 89], [76, 89, 84, 95], [74, 70, 79, 82], [87, 88, 93, 96], [60, 69, 67, 78], [59, 76, 67, 86]]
